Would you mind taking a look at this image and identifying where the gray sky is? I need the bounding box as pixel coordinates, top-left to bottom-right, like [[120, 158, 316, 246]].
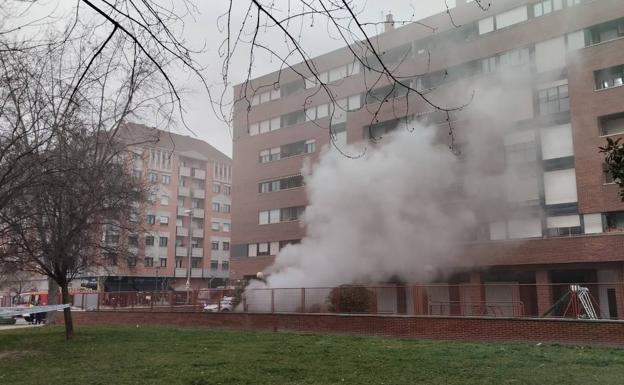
[[10, 0, 453, 157]]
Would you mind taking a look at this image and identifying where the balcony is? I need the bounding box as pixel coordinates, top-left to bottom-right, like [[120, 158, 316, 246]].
[[178, 186, 189, 196], [179, 166, 191, 177], [192, 248, 203, 258], [176, 247, 188, 257], [191, 228, 204, 238], [193, 169, 206, 180], [174, 268, 187, 278], [176, 227, 188, 237], [192, 209, 204, 219], [191, 268, 203, 278], [192, 189, 205, 199]]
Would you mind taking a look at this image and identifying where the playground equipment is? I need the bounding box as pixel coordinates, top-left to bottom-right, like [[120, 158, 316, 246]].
[[542, 285, 599, 319]]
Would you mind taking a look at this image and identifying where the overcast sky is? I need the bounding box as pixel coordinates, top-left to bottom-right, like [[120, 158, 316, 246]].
[[13, 0, 454, 157]]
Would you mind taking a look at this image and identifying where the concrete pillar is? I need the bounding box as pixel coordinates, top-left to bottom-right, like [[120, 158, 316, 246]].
[[536, 270, 553, 317], [615, 263, 624, 319]]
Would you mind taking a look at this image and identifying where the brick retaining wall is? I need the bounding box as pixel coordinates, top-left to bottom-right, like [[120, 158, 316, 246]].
[[60, 311, 624, 346]]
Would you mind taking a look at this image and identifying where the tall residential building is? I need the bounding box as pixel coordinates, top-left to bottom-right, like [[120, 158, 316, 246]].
[[96, 123, 232, 291], [231, 0, 624, 316]]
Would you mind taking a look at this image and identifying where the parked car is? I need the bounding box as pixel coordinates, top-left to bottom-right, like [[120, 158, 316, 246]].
[[203, 296, 234, 312]]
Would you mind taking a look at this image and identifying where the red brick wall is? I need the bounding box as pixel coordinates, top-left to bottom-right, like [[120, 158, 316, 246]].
[[63, 311, 624, 347]]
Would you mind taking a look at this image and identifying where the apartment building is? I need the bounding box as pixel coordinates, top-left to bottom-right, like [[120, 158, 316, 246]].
[[231, 0, 624, 316], [96, 123, 232, 291]]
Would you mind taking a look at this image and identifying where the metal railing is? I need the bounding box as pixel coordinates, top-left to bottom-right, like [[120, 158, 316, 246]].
[[5, 282, 624, 320]]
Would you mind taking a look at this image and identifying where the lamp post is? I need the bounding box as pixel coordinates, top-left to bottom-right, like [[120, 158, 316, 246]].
[[185, 209, 192, 304]]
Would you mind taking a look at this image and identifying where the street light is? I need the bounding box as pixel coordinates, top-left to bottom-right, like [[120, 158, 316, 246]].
[[184, 208, 192, 304]]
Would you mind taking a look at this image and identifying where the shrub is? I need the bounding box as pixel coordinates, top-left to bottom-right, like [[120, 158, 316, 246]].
[[327, 286, 376, 313]]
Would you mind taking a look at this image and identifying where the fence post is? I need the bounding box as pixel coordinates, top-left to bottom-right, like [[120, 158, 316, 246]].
[[301, 288, 306, 313], [270, 289, 275, 313]]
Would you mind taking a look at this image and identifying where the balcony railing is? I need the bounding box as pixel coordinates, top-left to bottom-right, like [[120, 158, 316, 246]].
[[176, 227, 188, 237], [192, 209, 204, 219], [175, 247, 187, 257], [179, 166, 191, 177], [193, 169, 206, 180], [192, 248, 203, 258], [191, 228, 204, 238], [178, 186, 190, 196]]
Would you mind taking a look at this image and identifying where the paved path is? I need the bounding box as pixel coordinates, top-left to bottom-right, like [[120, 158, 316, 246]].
[[0, 319, 44, 331]]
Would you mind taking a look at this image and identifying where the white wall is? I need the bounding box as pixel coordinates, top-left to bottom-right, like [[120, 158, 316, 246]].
[[541, 123, 574, 160]]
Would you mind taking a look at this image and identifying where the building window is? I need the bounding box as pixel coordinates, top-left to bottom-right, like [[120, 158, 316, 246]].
[[546, 215, 582, 237], [595, 65, 624, 90], [222, 204, 231, 213], [505, 141, 537, 164], [533, 0, 562, 18], [210, 261, 219, 271], [223, 223, 230, 232], [133, 170, 142, 179], [213, 184, 221, 193], [221, 261, 229, 271], [604, 163, 617, 184], [160, 195, 169, 206], [128, 235, 138, 247], [148, 192, 157, 202], [499, 47, 530, 68], [144, 257, 154, 267], [145, 235, 155, 246], [105, 233, 120, 245], [159, 216, 169, 225], [127, 257, 137, 267], [192, 199, 202, 209], [481, 56, 497, 74], [162, 175, 171, 185], [222, 185, 231, 195], [211, 221, 219, 231], [223, 242, 230, 251], [159, 258, 167, 267], [159, 237, 168, 247], [211, 242, 219, 250], [212, 202, 220, 212], [586, 18, 624, 46], [175, 258, 182, 268], [538, 84, 569, 114], [605, 212, 624, 232], [148, 172, 158, 182], [259, 206, 304, 224], [191, 258, 201, 268], [146, 215, 156, 225], [600, 112, 624, 136]]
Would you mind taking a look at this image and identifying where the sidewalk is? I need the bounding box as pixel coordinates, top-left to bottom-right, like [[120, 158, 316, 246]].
[[0, 319, 44, 331]]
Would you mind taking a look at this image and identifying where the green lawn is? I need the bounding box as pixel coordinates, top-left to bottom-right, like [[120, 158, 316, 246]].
[[0, 326, 623, 385]]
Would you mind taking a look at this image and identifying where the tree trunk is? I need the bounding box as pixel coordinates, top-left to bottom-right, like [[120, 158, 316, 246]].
[[61, 284, 73, 339], [47, 278, 59, 324]]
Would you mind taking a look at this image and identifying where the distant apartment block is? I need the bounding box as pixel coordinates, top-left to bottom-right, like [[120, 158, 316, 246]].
[[95, 123, 232, 291]]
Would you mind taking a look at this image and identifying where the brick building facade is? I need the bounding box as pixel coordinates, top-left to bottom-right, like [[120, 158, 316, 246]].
[[231, 0, 624, 317]]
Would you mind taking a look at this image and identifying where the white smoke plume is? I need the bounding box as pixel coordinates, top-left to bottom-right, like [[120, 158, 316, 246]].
[[255, 68, 539, 289]]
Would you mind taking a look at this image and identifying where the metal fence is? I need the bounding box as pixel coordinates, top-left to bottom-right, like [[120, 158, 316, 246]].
[[3, 283, 623, 320]]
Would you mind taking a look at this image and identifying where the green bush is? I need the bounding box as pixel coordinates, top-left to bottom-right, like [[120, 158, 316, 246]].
[[327, 286, 376, 313]]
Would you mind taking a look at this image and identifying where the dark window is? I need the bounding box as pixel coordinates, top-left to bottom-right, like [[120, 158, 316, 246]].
[[222, 204, 231, 213], [595, 65, 624, 90], [159, 258, 167, 267], [600, 112, 624, 136], [586, 18, 624, 46], [159, 237, 168, 247], [212, 203, 220, 212], [127, 257, 137, 267], [191, 257, 201, 268], [145, 236, 155, 246], [128, 236, 138, 247], [221, 261, 229, 271], [223, 242, 230, 251], [222, 185, 231, 195], [280, 79, 305, 97], [212, 242, 219, 250], [105, 233, 120, 244], [144, 257, 154, 267], [146, 215, 156, 225], [546, 226, 582, 237], [364, 118, 402, 139], [605, 212, 624, 232], [175, 258, 182, 268], [281, 110, 306, 127], [280, 141, 306, 158], [280, 206, 304, 222], [538, 85, 569, 114], [279, 239, 301, 249], [211, 261, 219, 271]]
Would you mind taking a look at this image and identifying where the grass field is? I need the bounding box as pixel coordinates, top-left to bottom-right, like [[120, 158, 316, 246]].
[[0, 326, 623, 385]]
